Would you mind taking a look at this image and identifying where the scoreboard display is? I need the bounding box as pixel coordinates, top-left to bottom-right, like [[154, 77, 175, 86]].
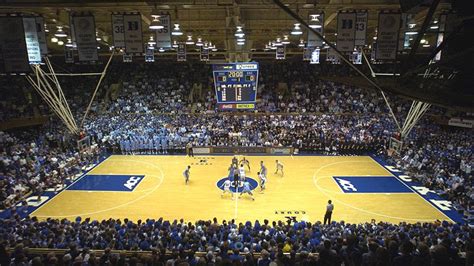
[[212, 62, 258, 110]]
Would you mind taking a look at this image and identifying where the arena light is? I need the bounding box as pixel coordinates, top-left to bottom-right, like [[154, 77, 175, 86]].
[[298, 39, 305, 47], [430, 25, 439, 29], [51, 37, 58, 43], [54, 26, 67, 38], [171, 24, 183, 36], [172, 40, 179, 48], [195, 37, 204, 47], [158, 47, 165, 52], [44, 24, 49, 33], [309, 14, 322, 29], [273, 37, 283, 46], [148, 35, 156, 46], [422, 44, 430, 48], [149, 15, 164, 30], [208, 42, 215, 49], [291, 23, 303, 35], [236, 37, 245, 42], [57, 40, 64, 46], [405, 31, 418, 35], [96, 32, 101, 41], [234, 26, 245, 38], [282, 35, 290, 45], [185, 35, 194, 45], [65, 38, 73, 47], [237, 39, 245, 46]]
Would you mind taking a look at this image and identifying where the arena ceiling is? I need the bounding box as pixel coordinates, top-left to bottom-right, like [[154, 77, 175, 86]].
[[0, 0, 453, 53]]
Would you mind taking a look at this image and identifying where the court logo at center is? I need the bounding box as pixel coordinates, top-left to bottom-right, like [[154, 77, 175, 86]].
[[216, 177, 258, 193]]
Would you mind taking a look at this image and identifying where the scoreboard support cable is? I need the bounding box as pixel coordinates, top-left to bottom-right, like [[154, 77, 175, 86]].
[[212, 62, 259, 110]]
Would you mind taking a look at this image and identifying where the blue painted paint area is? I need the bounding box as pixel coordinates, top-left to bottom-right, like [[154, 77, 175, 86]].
[[371, 155, 464, 224], [333, 176, 413, 193], [216, 177, 258, 193], [67, 174, 145, 192]]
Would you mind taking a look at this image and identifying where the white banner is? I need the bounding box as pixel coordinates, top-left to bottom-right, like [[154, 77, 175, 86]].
[[35, 17, 48, 55], [155, 14, 171, 48], [337, 12, 356, 52], [327, 48, 340, 64], [73, 15, 98, 61], [434, 13, 448, 61], [111, 14, 125, 48], [275, 46, 285, 60], [177, 42, 186, 61], [23, 17, 42, 64], [310, 48, 320, 64], [355, 11, 368, 47], [145, 47, 154, 62], [123, 14, 144, 54], [376, 12, 401, 60], [303, 47, 311, 61], [0, 16, 30, 73], [307, 13, 324, 47], [200, 47, 209, 61]]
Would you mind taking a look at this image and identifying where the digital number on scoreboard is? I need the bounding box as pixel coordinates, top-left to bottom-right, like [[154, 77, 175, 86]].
[[213, 62, 258, 110]]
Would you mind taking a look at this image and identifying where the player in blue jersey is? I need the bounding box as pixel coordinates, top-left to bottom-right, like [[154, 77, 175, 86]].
[[231, 156, 239, 168], [183, 165, 191, 185], [239, 181, 255, 201], [260, 161, 267, 178], [275, 160, 284, 176]]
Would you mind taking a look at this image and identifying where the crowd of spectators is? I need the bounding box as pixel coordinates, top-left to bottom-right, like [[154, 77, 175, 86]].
[[1, 217, 473, 265]]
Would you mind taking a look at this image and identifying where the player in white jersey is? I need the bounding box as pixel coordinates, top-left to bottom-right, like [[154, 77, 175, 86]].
[[239, 164, 246, 181], [275, 160, 284, 176], [220, 179, 233, 199], [183, 166, 191, 185], [258, 171, 266, 193], [239, 157, 251, 172]]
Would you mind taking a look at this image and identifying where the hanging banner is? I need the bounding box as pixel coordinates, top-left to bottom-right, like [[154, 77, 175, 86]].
[[355, 11, 368, 47], [337, 12, 356, 52], [434, 13, 448, 62], [123, 54, 133, 62], [69, 13, 76, 45], [123, 13, 144, 54], [65, 46, 74, 63], [23, 17, 42, 64], [327, 48, 340, 64], [399, 13, 408, 50], [351, 50, 362, 64], [200, 47, 209, 61], [177, 42, 186, 62], [155, 14, 171, 48], [72, 14, 98, 61], [376, 12, 401, 60], [111, 14, 125, 48], [310, 48, 320, 64], [303, 47, 312, 61], [35, 17, 48, 55], [145, 47, 154, 62], [307, 13, 324, 47], [275, 46, 285, 60], [0, 16, 30, 73]]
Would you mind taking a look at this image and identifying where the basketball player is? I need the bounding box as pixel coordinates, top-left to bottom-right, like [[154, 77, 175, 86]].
[[258, 171, 266, 193], [220, 178, 233, 199], [239, 164, 246, 181], [183, 165, 191, 185], [260, 161, 267, 177], [231, 156, 239, 168], [239, 157, 251, 172], [275, 160, 284, 176], [239, 181, 255, 201]]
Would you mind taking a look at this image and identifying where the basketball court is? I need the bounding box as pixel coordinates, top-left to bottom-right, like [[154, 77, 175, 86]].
[[27, 155, 460, 224]]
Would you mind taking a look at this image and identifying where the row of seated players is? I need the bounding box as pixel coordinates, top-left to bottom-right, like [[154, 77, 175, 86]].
[[0, 217, 473, 265]]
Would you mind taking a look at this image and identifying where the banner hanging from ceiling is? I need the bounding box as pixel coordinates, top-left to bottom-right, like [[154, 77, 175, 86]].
[[123, 13, 144, 54], [303, 47, 312, 61], [72, 14, 98, 61], [111, 14, 125, 48], [0, 16, 30, 73], [376, 12, 401, 60], [155, 14, 171, 48], [355, 11, 368, 47], [200, 47, 209, 61], [275, 46, 285, 60], [177, 42, 186, 61], [145, 47, 154, 62], [337, 11, 357, 52], [307, 13, 324, 47], [35, 17, 48, 55], [23, 17, 42, 64], [310, 48, 320, 64]]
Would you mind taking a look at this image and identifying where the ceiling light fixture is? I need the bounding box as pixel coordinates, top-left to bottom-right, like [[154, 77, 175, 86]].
[[291, 23, 303, 35], [158, 47, 165, 52], [65, 38, 73, 47], [171, 23, 183, 36], [172, 40, 179, 48], [149, 15, 164, 30], [298, 39, 305, 47], [51, 37, 58, 43], [57, 40, 64, 45], [235, 26, 245, 38], [55, 26, 67, 38], [282, 35, 290, 45], [148, 35, 156, 45], [195, 37, 203, 46], [185, 35, 194, 45], [273, 37, 283, 46]]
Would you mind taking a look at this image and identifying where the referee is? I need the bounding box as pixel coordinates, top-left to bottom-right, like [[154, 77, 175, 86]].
[[323, 200, 334, 225]]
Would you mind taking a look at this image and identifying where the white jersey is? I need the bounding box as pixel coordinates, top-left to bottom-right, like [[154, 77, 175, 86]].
[[223, 180, 232, 190], [259, 173, 266, 183], [239, 167, 246, 177], [276, 162, 284, 169]]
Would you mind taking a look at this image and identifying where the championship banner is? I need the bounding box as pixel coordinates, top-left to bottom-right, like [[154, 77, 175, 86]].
[[145, 47, 154, 62], [0, 16, 30, 73], [327, 48, 340, 64], [275, 46, 285, 60], [177, 42, 186, 62], [23, 17, 42, 64], [355, 11, 368, 47], [111, 14, 125, 48], [65, 46, 74, 63], [303, 47, 312, 61], [35, 17, 48, 55], [123, 13, 144, 54], [200, 47, 209, 61], [123, 54, 133, 62], [376, 12, 401, 60], [337, 12, 356, 52], [351, 50, 362, 64], [310, 48, 320, 64], [72, 14, 98, 61], [155, 14, 171, 48], [307, 13, 324, 47]]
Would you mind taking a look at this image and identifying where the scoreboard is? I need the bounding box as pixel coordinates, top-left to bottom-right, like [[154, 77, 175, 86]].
[[212, 62, 258, 110]]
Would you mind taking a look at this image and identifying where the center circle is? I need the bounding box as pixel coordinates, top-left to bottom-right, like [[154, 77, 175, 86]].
[[216, 177, 259, 193]]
